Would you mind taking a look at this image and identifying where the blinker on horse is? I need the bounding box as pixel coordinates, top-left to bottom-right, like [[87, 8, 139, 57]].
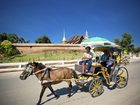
[[19, 62, 78, 105]]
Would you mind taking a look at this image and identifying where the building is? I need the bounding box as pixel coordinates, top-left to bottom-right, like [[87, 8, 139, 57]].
[[84, 30, 89, 39], [67, 35, 85, 44], [62, 31, 67, 44], [67, 30, 89, 44]]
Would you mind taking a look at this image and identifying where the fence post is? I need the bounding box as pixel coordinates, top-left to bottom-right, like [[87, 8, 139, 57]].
[[18, 64, 22, 69], [76, 60, 80, 64], [61, 61, 65, 65]]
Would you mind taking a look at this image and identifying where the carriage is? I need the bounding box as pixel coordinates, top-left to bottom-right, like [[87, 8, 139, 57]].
[[75, 46, 129, 97], [19, 45, 129, 104]]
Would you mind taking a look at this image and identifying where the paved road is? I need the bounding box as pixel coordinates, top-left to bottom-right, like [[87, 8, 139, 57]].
[[0, 61, 140, 105]]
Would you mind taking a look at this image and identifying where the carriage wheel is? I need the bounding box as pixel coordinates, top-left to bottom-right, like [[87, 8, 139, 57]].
[[89, 77, 104, 97], [116, 67, 129, 89]]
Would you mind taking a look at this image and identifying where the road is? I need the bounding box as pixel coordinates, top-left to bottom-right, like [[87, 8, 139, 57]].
[[0, 61, 140, 105]]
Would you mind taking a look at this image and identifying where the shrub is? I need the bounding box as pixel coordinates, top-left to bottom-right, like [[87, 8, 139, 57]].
[[1, 40, 20, 57]]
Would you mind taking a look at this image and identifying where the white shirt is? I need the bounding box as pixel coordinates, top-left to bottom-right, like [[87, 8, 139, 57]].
[[83, 52, 93, 60]]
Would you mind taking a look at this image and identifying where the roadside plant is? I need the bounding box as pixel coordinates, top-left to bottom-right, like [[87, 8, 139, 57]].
[[1, 40, 19, 57]]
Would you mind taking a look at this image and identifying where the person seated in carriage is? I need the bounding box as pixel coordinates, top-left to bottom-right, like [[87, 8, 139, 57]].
[[100, 50, 110, 67], [79, 46, 94, 74], [100, 50, 115, 74]]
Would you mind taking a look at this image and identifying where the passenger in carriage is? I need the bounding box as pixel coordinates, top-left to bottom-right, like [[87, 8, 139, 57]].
[[106, 51, 115, 74], [100, 50, 110, 67], [100, 50, 114, 74], [79, 46, 93, 74]]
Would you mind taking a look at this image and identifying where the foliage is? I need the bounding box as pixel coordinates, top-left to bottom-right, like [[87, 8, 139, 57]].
[[114, 33, 134, 53], [0, 43, 4, 58], [0, 40, 19, 57], [134, 47, 140, 54], [133, 47, 140, 57], [0, 32, 29, 43], [35, 35, 51, 43], [114, 38, 121, 46]]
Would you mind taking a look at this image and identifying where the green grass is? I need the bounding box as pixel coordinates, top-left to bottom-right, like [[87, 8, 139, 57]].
[[0, 51, 83, 63]]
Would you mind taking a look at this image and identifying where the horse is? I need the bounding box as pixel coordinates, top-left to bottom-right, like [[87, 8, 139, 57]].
[[19, 62, 78, 105]]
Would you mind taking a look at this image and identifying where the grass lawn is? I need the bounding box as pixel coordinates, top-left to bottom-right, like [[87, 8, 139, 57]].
[[0, 51, 83, 63]]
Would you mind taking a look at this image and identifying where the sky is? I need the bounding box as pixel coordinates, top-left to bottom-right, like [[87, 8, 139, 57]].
[[0, 0, 140, 46]]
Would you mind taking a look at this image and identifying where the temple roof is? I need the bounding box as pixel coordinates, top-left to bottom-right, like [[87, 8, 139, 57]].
[[67, 35, 85, 44]]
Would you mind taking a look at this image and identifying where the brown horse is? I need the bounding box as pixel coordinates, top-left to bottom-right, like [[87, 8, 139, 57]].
[[19, 62, 78, 105]]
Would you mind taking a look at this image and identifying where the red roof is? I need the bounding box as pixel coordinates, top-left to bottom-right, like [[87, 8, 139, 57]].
[[67, 35, 85, 44]]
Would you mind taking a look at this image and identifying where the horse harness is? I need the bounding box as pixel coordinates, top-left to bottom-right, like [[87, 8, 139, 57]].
[[33, 67, 52, 85], [33, 68, 85, 84]]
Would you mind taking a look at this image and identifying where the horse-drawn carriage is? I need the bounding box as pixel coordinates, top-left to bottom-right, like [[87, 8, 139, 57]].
[[19, 45, 129, 105], [75, 46, 129, 97]]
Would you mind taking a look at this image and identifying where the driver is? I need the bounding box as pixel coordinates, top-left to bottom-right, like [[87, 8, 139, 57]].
[[79, 46, 93, 74]]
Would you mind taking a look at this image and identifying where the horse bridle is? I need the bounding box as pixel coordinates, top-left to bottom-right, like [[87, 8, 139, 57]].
[[24, 64, 36, 77], [26, 64, 50, 84]]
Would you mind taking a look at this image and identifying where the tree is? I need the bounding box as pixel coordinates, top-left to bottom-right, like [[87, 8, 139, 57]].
[[18, 36, 27, 43], [134, 47, 140, 57], [0, 33, 28, 43], [114, 38, 121, 46], [0, 33, 8, 42], [7, 33, 19, 43], [114, 33, 134, 54], [35, 35, 51, 43], [121, 33, 133, 47], [0, 40, 19, 57]]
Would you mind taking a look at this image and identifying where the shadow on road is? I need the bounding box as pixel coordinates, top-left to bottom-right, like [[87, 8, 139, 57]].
[[40, 85, 89, 105]]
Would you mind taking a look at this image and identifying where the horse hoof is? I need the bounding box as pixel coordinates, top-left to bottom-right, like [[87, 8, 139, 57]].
[[67, 95, 71, 97], [55, 95, 60, 99], [36, 103, 40, 105]]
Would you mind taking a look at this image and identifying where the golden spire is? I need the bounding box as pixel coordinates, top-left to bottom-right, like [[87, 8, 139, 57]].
[[62, 30, 67, 44], [85, 30, 89, 39]]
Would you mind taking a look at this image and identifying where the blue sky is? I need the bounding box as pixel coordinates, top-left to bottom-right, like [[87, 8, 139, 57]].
[[0, 0, 140, 46]]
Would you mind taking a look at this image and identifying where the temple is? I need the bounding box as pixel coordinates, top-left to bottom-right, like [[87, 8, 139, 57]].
[[85, 30, 89, 39], [62, 30, 67, 44], [65, 30, 89, 44]]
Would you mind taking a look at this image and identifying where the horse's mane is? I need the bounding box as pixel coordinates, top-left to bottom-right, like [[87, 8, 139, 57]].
[[30, 62, 46, 70], [36, 62, 46, 70]]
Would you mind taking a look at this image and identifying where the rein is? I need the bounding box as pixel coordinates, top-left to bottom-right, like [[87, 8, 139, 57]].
[[33, 66, 57, 75], [33, 68, 50, 84], [33, 69, 44, 75]]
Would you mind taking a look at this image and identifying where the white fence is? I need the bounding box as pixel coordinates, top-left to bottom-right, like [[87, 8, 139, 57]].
[[0, 60, 80, 73]]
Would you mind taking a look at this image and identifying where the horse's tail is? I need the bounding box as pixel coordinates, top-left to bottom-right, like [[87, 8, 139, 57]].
[[72, 69, 78, 79]]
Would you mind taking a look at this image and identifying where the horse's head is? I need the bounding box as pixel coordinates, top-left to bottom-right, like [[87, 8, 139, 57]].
[[19, 62, 39, 80]]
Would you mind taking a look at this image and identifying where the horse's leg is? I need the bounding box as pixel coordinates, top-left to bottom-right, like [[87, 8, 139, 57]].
[[47, 83, 59, 99], [37, 85, 47, 105], [67, 81, 72, 97]]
